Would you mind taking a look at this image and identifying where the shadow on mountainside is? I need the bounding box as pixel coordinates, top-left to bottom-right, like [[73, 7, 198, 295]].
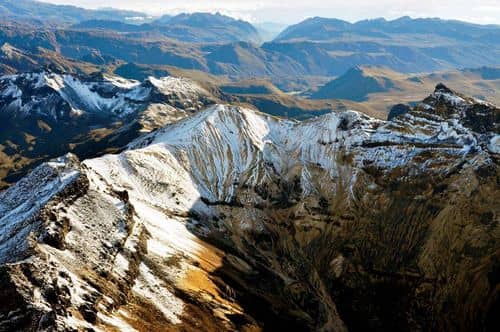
[[182, 152, 500, 331], [175, 95, 500, 330]]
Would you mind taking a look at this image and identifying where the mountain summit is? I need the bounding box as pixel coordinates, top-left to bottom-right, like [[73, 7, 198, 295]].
[[312, 66, 395, 101]]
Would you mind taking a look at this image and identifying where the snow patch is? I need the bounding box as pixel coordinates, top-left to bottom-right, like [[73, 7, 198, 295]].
[[488, 135, 500, 154], [132, 263, 184, 324]]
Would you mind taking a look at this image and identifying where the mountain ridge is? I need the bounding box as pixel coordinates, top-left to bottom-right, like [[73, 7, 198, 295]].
[[0, 71, 217, 188], [0, 85, 498, 331], [70, 12, 262, 44], [275, 15, 500, 42], [0, 0, 150, 24]]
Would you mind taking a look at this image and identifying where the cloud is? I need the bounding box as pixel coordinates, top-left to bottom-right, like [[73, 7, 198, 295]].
[[41, 0, 500, 24]]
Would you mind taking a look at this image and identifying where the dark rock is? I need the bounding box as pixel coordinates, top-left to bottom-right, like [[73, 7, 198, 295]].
[[388, 104, 412, 121], [435, 83, 454, 93]]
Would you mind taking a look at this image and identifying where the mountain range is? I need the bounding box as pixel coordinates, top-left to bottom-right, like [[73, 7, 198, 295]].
[[0, 0, 499, 83], [275, 16, 500, 43], [0, 70, 340, 188], [0, 2, 499, 331], [70, 13, 261, 44], [0, 0, 150, 24], [0, 83, 498, 331], [0, 71, 217, 188]]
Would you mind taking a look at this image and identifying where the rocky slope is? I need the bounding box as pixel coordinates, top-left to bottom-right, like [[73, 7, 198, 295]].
[[0, 71, 216, 188], [0, 85, 498, 331], [0, 43, 100, 76]]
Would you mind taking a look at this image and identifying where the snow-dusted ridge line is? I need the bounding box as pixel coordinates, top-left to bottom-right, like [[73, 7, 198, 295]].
[[0, 71, 212, 120], [94, 97, 495, 208]]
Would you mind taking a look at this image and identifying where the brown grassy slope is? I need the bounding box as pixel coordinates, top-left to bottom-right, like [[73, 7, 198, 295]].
[[310, 66, 500, 119]]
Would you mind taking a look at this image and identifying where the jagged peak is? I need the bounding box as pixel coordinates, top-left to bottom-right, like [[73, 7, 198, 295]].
[[434, 82, 453, 93]]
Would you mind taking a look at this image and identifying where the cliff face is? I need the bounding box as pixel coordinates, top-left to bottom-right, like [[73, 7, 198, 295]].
[[0, 85, 498, 331]]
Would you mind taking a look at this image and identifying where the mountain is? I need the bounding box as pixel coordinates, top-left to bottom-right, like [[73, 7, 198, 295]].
[[0, 2, 262, 43], [2, 15, 499, 86], [275, 17, 352, 42], [311, 66, 394, 101], [0, 0, 150, 24], [159, 12, 261, 43], [275, 16, 500, 43], [0, 71, 217, 188], [0, 85, 498, 331], [71, 13, 262, 44], [267, 17, 500, 75], [307, 65, 500, 118], [0, 70, 347, 188]]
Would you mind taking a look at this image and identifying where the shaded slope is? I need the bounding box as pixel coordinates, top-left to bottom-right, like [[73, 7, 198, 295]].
[[311, 66, 394, 101]]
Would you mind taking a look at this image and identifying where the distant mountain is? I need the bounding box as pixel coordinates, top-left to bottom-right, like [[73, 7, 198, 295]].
[[0, 0, 150, 24], [268, 17, 500, 75], [72, 13, 262, 44], [2, 12, 500, 88], [152, 12, 261, 43], [255, 22, 288, 41], [311, 66, 394, 101], [307, 65, 500, 118], [0, 42, 99, 75], [167, 12, 251, 29], [275, 17, 352, 41], [275, 16, 500, 43], [0, 23, 306, 82]]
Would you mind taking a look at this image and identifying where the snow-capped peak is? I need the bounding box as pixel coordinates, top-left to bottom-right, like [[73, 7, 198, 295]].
[[0, 71, 214, 120]]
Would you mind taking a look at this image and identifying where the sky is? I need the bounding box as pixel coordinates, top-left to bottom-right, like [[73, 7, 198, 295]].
[[42, 0, 500, 25]]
